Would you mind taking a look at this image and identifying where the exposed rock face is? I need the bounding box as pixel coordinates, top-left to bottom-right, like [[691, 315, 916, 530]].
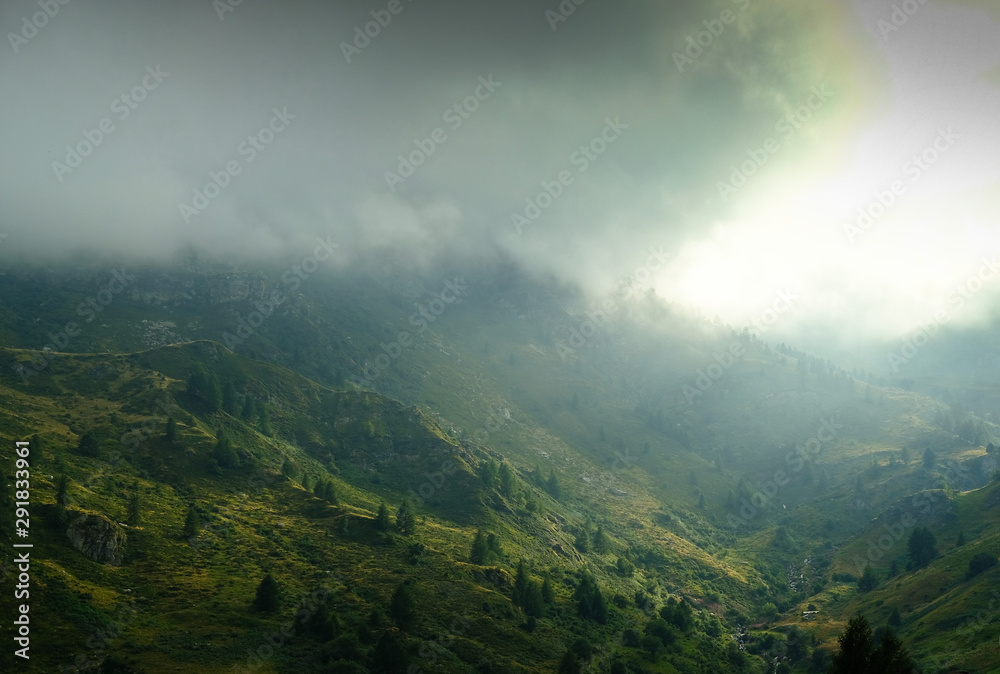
[[66, 512, 127, 565]]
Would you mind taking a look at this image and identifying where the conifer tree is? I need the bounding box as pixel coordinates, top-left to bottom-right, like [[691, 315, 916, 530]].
[[498, 461, 516, 497], [254, 571, 280, 612], [858, 564, 878, 593], [389, 581, 415, 630], [375, 502, 391, 532], [127, 488, 141, 526], [513, 560, 529, 606], [183, 503, 200, 539], [524, 580, 546, 618], [469, 529, 488, 565], [396, 501, 415, 535]]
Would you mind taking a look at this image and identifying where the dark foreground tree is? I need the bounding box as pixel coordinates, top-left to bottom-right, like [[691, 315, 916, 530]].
[[829, 615, 915, 674], [395, 501, 415, 536], [869, 627, 916, 674], [966, 552, 997, 580], [375, 502, 391, 531], [573, 571, 608, 623], [126, 489, 141, 526], [77, 432, 100, 457], [389, 581, 415, 630], [183, 504, 200, 539], [469, 529, 488, 565], [371, 630, 407, 673], [907, 526, 937, 569], [254, 571, 280, 612], [829, 614, 873, 674]]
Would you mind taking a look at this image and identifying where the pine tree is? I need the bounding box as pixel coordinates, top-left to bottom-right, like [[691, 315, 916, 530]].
[[956, 530, 966, 547], [317, 480, 338, 504], [55, 474, 69, 505], [469, 529, 488, 565], [183, 504, 200, 539], [164, 416, 177, 445], [52, 474, 70, 526], [574, 571, 607, 623], [486, 533, 502, 560], [76, 432, 100, 458], [923, 447, 936, 470], [187, 365, 208, 402], [281, 457, 298, 480], [907, 527, 937, 569], [498, 461, 516, 497], [513, 560, 529, 606], [258, 407, 272, 436], [396, 501, 415, 536], [222, 381, 238, 415], [829, 614, 873, 674], [541, 575, 555, 605], [375, 502, 391, 532], [888, 607, 902, 627], [574, 527, 590, 553], [524, 580, 546, 618], [389, 581, 415, 630], [213, 431, 239, 468], [479, 458, 499, 488], [372, 630, 407, 671], [127, 488, 141, 526], [241, 396, 256, 421], [254, 572, 280, 612], [857, 564, 878, 593], [309, 603, 338, 640], [869, 626, 915, 673], [545, 471, 561, 500], [593, 525, 609, 553], [205, 374, 222, 412]]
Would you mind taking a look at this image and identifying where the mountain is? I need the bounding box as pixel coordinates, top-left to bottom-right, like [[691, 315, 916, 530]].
[[1, 261, 998, 673]]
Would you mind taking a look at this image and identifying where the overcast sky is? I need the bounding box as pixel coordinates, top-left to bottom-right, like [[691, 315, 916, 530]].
[[2, 0, 999, 346]]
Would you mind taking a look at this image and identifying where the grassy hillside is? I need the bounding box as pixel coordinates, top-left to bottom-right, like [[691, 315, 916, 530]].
[[1, 264, 999, 672]]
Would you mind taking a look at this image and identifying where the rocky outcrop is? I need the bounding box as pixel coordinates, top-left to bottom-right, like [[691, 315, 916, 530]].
[[66, 512, 127, 565]]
